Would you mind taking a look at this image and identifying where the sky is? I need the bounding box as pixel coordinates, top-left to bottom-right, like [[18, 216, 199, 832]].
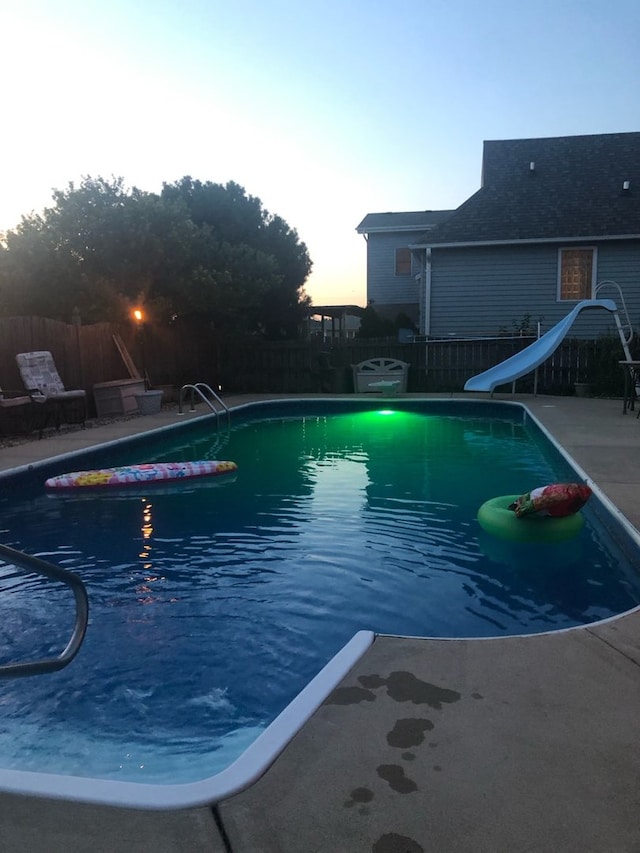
[[1, 0, 639, 308]]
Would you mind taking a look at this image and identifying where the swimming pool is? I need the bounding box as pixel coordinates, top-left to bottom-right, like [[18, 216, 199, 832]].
[[1, 397, 639, 808]]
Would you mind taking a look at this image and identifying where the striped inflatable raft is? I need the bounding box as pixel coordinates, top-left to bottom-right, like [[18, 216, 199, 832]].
[[45, 460, 238, 490]]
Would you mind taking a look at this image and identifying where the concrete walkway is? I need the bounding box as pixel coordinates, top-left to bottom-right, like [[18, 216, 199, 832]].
[[1, 394, 640, 852]]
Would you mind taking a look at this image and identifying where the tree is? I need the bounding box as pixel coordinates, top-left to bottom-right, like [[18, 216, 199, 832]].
[[0, 176, 193, 323], [160, 178, 312, 336], [0, 175, 312, 336], [356, 304, 395, 338]]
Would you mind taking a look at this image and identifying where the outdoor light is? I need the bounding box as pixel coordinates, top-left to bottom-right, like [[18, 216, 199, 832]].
[[133, 308, 148, 389]]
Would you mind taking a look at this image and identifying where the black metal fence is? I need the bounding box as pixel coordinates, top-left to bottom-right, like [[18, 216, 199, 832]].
[[216, 334, 631, 397], [0, 317, 632, 401]]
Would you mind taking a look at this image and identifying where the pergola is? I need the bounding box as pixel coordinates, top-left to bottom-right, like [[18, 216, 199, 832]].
[[308, 304, 364, 340]]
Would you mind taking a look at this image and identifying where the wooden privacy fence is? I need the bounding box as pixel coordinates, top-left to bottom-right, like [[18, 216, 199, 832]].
[[0, 317, 129, 393], [0, 317, 630, 402], [0, 317, 220, 400]]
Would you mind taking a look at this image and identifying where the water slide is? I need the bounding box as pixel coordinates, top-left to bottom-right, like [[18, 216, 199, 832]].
[[464, 299, 620, 392]]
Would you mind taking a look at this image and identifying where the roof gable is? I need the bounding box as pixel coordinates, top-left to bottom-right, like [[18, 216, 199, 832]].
[[356, 210, 453, 234], [417, 132, 640, 246]]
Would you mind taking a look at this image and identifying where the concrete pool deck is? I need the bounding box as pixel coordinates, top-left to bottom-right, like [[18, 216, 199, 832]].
[[1, 392, 640, 851]]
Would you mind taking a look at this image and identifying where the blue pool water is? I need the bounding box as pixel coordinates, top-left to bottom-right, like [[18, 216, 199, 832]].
[[0, 399, 639, 785]]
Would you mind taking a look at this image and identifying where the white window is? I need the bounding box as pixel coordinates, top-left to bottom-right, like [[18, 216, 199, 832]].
[[395, 247, 412, 276], [558, 248, 596, 300]]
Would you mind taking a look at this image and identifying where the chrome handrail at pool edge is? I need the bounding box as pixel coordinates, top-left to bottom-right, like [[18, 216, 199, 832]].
[[178, 383, 231, 432], [0, 543, 89, 678]]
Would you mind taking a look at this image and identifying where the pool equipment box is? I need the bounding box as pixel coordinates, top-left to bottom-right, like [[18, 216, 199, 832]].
[[93, 379, 146, 417]]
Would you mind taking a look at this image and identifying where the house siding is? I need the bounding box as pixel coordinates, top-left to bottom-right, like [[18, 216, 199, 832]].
[[365, 231, 423, 320], [429, 242, 640, 339], [597, 241, 640, 330]]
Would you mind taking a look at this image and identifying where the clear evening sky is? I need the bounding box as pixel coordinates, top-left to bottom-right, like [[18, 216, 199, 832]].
[[2, 0, 638, 307]]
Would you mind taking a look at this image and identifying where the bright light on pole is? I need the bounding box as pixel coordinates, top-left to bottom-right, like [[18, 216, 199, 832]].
[[133, 308, 147, 389]]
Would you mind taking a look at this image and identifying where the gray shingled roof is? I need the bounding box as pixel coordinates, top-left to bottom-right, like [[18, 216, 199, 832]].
[[356, 210, 453, 233], [414, 132, 640, 246]]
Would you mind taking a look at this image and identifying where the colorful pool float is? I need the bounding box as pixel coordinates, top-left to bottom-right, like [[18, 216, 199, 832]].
[[477, 494, 584, 543], [45, 460, 238, 490]]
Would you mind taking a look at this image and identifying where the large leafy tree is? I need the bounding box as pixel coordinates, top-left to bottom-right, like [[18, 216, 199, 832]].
[[0, 177, 192, 323], [161, 178, 312, 336], [0, 176, 312, 336]]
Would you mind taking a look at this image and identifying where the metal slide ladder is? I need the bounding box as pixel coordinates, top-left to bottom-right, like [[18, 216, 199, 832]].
[[596, 280, 633, 361], [0, 543, 89, 678], [178, 383, 231, 434]]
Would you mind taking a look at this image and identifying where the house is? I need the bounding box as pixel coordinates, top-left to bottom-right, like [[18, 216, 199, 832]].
[[357, 132, 640, 339], [355, 210, 454, 328]]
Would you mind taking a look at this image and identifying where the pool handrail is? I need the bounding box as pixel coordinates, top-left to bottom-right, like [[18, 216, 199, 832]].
[[0, 543, 89, 678], [178, 383, 231, 432]]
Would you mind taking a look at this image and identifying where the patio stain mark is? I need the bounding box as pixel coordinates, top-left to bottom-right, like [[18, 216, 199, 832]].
[[331, 672, 461, 710], [382, 672, 461, 708], [386, 718, 434, 748], [355, 671, 462, 708], [377, 764, 418, 793], [372, 833, 424, 853], [333, 671, 462, 820], [326, 685, 377, 705], [344, 786, 374, 815], [359, 673, 386, 690]]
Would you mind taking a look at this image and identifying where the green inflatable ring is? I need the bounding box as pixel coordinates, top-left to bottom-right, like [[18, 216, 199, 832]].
[[477, 494, 584, 543]]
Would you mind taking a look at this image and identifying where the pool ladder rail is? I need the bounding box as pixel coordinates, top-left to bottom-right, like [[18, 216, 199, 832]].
[[0, 543, 89, 678], [178, 382, 231, 433]]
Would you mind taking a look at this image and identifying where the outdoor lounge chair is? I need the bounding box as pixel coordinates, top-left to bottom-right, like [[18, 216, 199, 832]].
[[16, 351, 87, 429], [0, 388, 46, 436]]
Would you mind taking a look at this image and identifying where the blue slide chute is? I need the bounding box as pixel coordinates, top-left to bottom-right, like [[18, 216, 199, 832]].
[[464, 299, 619, 392]]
